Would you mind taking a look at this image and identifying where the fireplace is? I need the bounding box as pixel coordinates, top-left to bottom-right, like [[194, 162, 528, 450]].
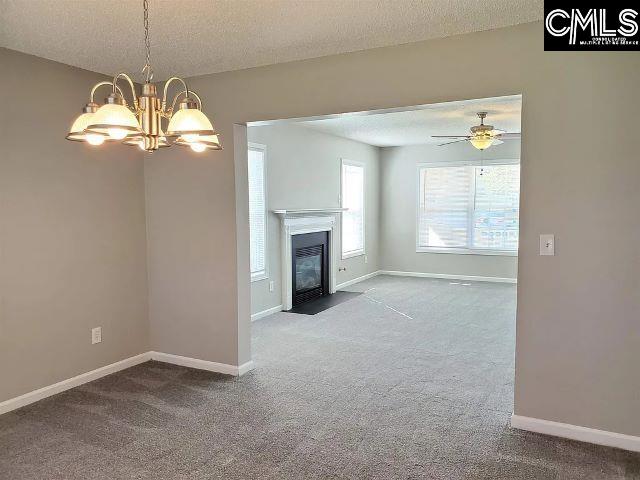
[[274, 209, 342, 311], [292, 231, 329, 306]]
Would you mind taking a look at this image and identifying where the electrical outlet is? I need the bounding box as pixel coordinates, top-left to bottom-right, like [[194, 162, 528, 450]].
[[91, 327, 102, 345], [269, 280, 274, 292], [364, 255, 368, 264]]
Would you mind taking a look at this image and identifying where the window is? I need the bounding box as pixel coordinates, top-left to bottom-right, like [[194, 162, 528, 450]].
[[417, 161, 520, 255], [341, 160, 365, 258], [248, 143, 267, 281]]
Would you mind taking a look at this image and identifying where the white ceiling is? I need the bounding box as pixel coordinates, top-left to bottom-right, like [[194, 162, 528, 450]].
[[0, 0, 542, 81], [296, 95, 522, 147]]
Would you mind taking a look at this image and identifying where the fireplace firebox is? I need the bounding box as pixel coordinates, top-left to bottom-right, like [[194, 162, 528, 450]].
[[291, 231, 329, 306]]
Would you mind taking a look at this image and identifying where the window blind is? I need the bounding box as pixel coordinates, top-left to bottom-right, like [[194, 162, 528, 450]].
[[341, 162, 365, 257], [472, 165, 520, 251], [248, 146, 267, 279], [418, 163, 520, 253]]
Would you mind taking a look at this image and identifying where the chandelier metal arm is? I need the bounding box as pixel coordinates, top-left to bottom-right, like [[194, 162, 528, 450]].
[[112, 72, 139, 110], [169, 90, 203, 115], [161, 76, 191, 112], [89, 81, 125, 103]]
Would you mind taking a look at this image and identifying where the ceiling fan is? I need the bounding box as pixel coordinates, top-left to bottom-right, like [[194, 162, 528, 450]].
[[432, 112, 521, 150]]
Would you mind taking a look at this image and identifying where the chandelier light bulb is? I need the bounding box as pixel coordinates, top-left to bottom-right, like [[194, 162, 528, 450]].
[[86, 134, 105, 146], [182, 133, 199, 143], [175, 134, 222, 151], [107, 128, 129, 140]]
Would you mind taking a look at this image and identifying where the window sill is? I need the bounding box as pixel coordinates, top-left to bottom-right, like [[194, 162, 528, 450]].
[[416, 247, 517, 257], [251, 272, 269, 283], [342, 250, 365, 260]]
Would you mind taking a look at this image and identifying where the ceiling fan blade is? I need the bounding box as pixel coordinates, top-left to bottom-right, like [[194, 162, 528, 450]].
[[431, 135, 471, 138], [496, 132, 521, 139], [491, 139, 504, 145], [490, 129, 505, 135], [437, 139, 469, 147]]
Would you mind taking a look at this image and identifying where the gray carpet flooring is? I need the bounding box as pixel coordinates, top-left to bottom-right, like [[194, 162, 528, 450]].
[[1, 275, 639, 479]]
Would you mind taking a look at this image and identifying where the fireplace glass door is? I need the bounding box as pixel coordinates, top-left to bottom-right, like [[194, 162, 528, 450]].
[[292, 231, 329, 306], [296, 248, 322, 291]]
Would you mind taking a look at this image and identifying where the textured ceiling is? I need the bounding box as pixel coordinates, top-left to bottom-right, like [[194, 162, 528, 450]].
[[297, 95, 522, 147], [0, 0, 542, 81]]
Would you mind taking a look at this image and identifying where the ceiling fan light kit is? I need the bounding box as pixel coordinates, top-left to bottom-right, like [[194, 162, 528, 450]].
[[432, 111, 520, 150], [65, 0, 221, 154], [469, 136, 494, 150]]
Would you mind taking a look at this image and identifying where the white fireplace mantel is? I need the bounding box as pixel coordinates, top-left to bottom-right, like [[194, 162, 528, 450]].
[[273, 209, 344, 310]]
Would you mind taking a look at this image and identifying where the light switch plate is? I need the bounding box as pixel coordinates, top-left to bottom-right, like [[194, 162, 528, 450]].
[[91, 327, 102, 344], [539, 234, 555, 256], [269, 281, 274, 292]]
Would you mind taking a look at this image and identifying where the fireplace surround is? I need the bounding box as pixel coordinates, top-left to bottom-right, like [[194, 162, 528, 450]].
[[273, 208, 345, 310]]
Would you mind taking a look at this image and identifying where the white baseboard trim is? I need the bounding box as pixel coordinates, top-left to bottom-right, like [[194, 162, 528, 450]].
[[251, 304, 283, 321], [379, 270, 517, 284], [0, 352, 152, 415], [149, 351, 254, 377], [0, 351, 257, 416], [336, 270, 382, 290], [237, 361, 255, 376], [511, 414, 640, 453]]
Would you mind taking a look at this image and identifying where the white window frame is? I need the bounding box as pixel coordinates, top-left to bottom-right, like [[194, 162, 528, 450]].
[[415, 158, 520, 257], [341, 159, 366, 259], [248, 142, 269, 282]]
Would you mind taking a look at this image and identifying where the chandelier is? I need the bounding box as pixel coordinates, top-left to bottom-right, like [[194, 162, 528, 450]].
[[66, 0, 220, 153]]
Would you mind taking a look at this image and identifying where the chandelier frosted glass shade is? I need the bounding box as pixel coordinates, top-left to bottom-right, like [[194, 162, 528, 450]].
[[166, 105, 217, 140], [67, 112, 107, 146], [86, 102, 142, 140], [66, 103, 109, 145], [66, 112, 95, 141]]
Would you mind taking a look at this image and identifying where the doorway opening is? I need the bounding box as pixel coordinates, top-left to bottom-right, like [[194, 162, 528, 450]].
[[245, 94, 521, 313], [240, 93, 521, 450]]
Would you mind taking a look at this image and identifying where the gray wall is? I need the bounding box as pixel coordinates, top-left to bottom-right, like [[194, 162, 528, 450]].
[[0, 49, 149, 402], [380, 141, 520, 279], [145, 22, 640, 437], [247, 123, 380, 315], [144, 148, 242, 365]]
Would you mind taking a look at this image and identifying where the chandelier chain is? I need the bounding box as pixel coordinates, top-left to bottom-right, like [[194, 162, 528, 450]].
[[142, 0, 153, 82]]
